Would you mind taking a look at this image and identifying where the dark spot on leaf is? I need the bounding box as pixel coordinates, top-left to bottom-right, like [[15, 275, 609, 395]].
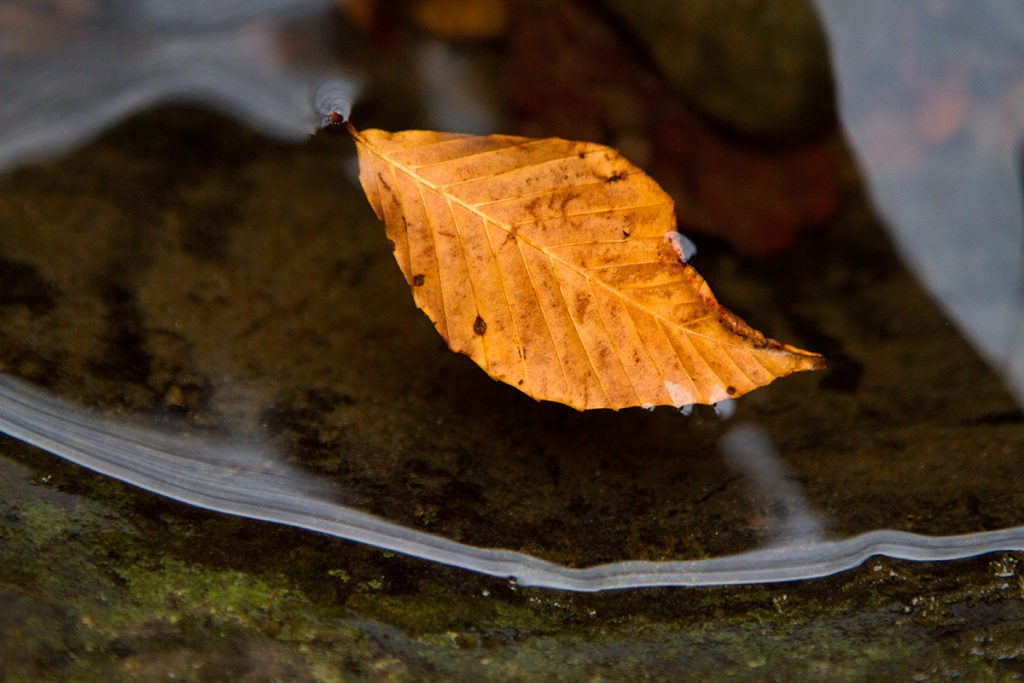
[[412, 274, 425, 287], [606, 171, 627, 183], [525, 197, 542, 218], [577, 152, 585, 159], [557, 192, 575, 215], [726, 386, 736, 396], [574, 292, 589, 318], [387, 239, 396, 251], [622, 230, 631, 239], [473, 316, 487, 335]]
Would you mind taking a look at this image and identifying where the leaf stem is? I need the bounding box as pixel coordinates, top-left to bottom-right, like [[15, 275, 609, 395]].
[[332, 114, 363, 142]]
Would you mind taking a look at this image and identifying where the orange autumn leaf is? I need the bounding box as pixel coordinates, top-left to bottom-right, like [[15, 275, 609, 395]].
[[345, 123, 826, 410]]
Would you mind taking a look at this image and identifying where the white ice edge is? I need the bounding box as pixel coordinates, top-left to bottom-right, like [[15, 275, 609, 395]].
[[1, 374, 1022, 591], [0, 2, 357, 174]]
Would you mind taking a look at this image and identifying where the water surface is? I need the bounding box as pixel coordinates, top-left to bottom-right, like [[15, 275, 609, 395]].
[[2, 0, 1024, 675]]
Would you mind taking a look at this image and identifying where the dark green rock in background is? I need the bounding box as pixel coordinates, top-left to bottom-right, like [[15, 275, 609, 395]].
[[606, 0, 835, 141]]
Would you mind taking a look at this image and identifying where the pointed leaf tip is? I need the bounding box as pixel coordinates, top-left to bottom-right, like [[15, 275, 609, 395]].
[[350, 126, 826, 410]]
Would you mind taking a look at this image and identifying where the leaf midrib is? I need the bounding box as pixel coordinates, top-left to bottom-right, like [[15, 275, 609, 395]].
[[359, 135, 795, 358]]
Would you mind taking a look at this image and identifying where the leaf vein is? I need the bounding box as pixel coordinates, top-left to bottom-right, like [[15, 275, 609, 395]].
[[507, 201, 672, 226], [587, 278, 642, 405], [447, 198, 489, 369], [472, 173, 643, 208], [518, 240, 571, 400], [359, 136, 814, 395], [415, 179, 452, 342], [546, 236, 662, 249], [409, 137, 543, 169], [656, 317, 708, 404], [619, 299, 678, 405], [586, 259, 667, 271], [481, 218, 532, 394], [439, 151, 627, 190], [549, 255, 611, 406]]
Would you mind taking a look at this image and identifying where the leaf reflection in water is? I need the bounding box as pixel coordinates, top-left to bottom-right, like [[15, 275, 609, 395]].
[[0, 0, 356, 173], [3, 374, 1023, 591]]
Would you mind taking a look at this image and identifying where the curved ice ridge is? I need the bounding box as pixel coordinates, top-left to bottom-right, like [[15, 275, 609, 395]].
[[0, 0, 353, 174], [0, 373, 1021, 591]]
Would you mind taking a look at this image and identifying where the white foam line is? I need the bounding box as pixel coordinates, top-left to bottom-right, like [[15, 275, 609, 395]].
[[0, 373, 1022, 591]]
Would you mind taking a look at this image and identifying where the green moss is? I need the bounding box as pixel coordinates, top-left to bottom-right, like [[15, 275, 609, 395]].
[[19, 500, 74, 549], [4, 473, 1024, 681]]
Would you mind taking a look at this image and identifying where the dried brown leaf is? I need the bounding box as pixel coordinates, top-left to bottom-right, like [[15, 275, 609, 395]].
[[347, 123, 826, 410]]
